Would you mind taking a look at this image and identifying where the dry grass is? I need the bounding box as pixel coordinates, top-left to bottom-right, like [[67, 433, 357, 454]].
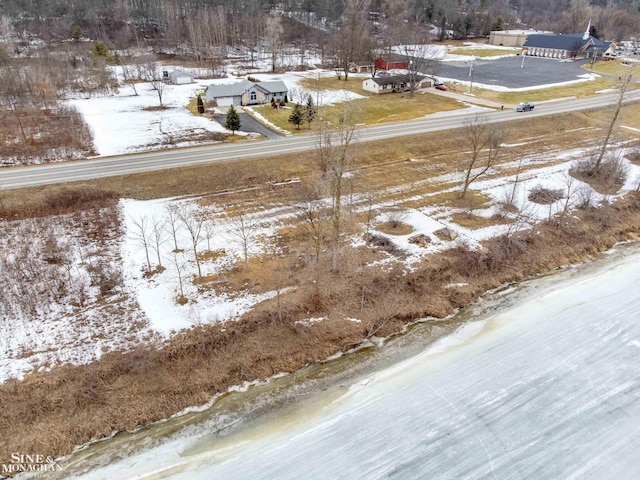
[[451, 212, 512, 229], [376, 221, 414, 235], [448, 47, 520, 57], [3, 192, 640, 466], [3, 106, 640, 464], [581, 59, 638, 78]]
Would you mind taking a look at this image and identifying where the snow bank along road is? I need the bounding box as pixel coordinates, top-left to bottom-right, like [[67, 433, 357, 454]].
[[2, 90, 640, 190], [62, 243, 640, 480]]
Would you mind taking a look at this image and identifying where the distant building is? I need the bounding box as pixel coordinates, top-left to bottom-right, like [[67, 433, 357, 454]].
[[489, 30, 552, 47], [375, 55, 409, 71], [522, 33, 615, 60], [349, 60, 375, 73], [167, 70, 195, 85], [205, 79, 288, 107]]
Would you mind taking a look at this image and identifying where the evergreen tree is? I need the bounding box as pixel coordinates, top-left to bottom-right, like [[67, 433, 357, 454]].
[[225, 105, 241, 134], [304, 95, 316, 129], [197, 94, 204, 114], [288, 103, 303, 130], [491, 16, 504, 31]]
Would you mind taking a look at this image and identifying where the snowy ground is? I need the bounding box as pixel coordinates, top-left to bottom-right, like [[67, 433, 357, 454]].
[[58, 242, 640, 480], [66, 66, 367, 157], [4, 45, 639, 383], [64, 41, 604, 158], [2, 142, 638, 384]]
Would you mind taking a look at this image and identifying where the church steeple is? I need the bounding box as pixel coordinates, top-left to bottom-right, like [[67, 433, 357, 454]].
[[583, 19, 592, 40]]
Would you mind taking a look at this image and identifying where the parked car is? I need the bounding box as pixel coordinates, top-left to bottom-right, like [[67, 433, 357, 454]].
[[516, 102, 535, 112], [434, 84, 447, 91]]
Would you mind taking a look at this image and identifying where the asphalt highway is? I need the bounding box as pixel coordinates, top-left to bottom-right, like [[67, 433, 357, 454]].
[[1, 90, 638, 190]]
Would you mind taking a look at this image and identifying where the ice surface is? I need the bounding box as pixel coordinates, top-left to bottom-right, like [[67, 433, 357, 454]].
[[68, 245, 640, 480]]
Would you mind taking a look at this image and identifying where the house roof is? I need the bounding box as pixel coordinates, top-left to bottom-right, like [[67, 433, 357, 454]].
[[255, 80, 288, 94], [350, 60, 374, 66], [368, 74, 424, 86], [523, 33, 611, 52], [206, 79, 288, 98], [206, 79, 254, 98]]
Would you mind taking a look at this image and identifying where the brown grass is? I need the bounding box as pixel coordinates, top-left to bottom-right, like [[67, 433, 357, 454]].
[[376, 221, 414, 235], [1, 107, 640, 466], [3, 192, 640, 466]]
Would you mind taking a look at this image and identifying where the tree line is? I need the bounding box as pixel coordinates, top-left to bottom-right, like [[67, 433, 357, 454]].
[[1, 0, 638, 61]]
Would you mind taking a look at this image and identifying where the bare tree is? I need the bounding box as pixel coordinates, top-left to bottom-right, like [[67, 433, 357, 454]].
[[593, 67, 635, 172], [204, 220, 216, 252], [228, 212, 259, 264], [318, 99, 365, 248], [178, 209, 204, 278], [460, 115, 505, 198], [395, 41, 439, 98], [165, 205, 182, 251], [142, 61, 166, 107], [297, 187, 329, 265], [150, 214, 167, 268], [264, 14, 284, 73], [130, 215, 152, 271], [171, 251, 187, 301], [329, 0, 372, 81]]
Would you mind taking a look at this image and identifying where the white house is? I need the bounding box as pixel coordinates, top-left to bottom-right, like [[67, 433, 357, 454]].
[[205, 79, 288, 107], [362, 75, 431, 94]]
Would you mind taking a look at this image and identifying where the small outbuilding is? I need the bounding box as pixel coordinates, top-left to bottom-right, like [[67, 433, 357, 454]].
[[349, 60, 375, 73], [167, 70, 195, 85]]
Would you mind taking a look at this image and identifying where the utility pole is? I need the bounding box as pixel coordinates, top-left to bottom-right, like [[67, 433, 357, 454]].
[[468, 57, 475, 94]]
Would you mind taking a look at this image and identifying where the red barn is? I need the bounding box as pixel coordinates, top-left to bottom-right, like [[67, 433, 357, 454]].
[[375, 55, 409, 71]]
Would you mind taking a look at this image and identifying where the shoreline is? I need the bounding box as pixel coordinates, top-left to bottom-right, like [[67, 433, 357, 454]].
[[2, 192, 640, 471]]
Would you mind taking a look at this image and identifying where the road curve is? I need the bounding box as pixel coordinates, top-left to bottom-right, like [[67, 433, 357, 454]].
[[1, 91, 638, 190]]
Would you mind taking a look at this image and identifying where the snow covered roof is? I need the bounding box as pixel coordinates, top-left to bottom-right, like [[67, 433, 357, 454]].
[[169, 70, 194, 81], [206, 79, 288, 98], [255, 80, 288, 94]]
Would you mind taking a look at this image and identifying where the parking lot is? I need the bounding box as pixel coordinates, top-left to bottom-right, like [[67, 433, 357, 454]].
[[435, 56, 592, 89]]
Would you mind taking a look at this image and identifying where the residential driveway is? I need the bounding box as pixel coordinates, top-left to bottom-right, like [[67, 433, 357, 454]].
[[434, 56, 592, 89], [213, 112, 284, 139]]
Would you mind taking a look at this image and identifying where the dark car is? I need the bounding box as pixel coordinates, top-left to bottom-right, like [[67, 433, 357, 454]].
[[434, 84, 448, 91], [516, 102, 535, 112]]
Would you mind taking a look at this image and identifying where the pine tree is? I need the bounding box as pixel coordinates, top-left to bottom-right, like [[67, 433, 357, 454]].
[[197, 94, 204, 114], [288, 103, 303, 130], [304, 95, 316, 129], [225, 105, 241, 134]]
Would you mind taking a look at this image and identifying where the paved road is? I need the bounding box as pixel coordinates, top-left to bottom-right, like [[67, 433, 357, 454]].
[[1, 90, 639, 190], [435, 56, 592, 89]]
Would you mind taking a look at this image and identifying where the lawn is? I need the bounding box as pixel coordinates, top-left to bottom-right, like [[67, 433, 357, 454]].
[[580, 58, 639, 78], [465, 76, 625, 105], [253, 76, 464, 133], [448, 47, 520, 57]]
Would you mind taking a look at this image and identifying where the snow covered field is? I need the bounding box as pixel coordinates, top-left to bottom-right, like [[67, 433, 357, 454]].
[[61, 242, 640, 480], [2, 145, 639, 383], [4, 46, 639, 383]]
